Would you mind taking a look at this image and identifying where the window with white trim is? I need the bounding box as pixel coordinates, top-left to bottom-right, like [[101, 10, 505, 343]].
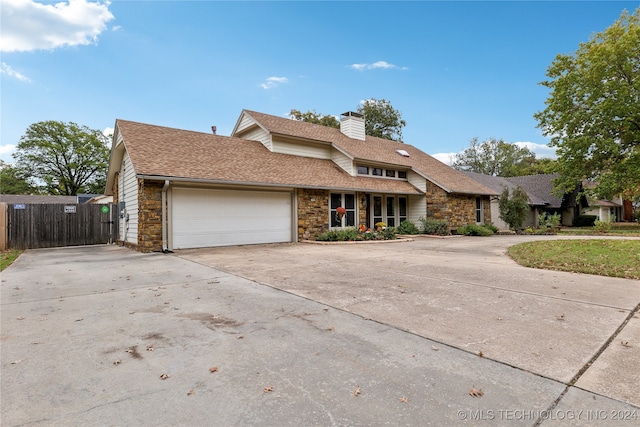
[[330, 193, 356, 228], [475, 197, 483, 224], [372, 195, 407, 227], [356, 165, 408, 180]]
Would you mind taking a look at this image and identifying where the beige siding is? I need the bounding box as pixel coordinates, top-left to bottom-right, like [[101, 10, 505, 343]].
[[235, 114, 257, 133], [240, 127, 272, 150], [119, 152, 138, 244], [490, 199, 509, 229], [408, 194, 426, 224], [407, 171, 427, 192], [331, 150, 355, 175], [272, 139, 331, 159]]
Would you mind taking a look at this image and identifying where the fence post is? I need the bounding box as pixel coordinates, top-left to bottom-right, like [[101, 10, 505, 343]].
[[0, 203, 6, 251]]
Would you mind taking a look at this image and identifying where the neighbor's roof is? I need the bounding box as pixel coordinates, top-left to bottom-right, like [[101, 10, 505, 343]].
[[0, 194, 78, 204], [462, 172, 549, 205], [507, 174, 563, 208], [113, 120, 422, 195], [590, 199, 622, 208], [241, 110, 497, 195]]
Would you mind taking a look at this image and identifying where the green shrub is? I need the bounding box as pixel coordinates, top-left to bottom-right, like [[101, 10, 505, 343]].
[[593, 219, 612, 233], [316, 226, 397, 241], [457, 224, 494, 236], [575, 215, 597, 227], [419, 217, 450, 235], [539, 212, 562, 228], [483, 223, 499, 233], [397, 220, 420, 235], [379, 227, 398, 240]]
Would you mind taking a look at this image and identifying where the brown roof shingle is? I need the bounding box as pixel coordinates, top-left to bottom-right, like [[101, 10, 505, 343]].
[[242, 110, 496, 195], [116, 120, 422, 195]]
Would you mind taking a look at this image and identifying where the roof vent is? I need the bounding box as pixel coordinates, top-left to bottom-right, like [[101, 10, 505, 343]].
[[340, 111, 365, 141], [211, 126, 217, 135], [396, 149, 410, 157]]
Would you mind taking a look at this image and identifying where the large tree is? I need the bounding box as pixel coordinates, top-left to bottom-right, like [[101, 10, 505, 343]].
[[451, 137, 538, 177], [289, 109, 340, 128], [534, 8, 640, 199], [357, 98, 406, 141], [290, 98, 407, 142], [13, 121, 110, 196], [0, 160, 38, 194]]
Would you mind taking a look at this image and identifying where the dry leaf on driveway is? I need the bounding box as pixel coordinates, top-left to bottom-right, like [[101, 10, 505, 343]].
[[399, 396, 409, 403], [353, 386, 361, 396], [160, 373, 170, 380], [263, 386, 274, 393], [469, 387, 484, 397], [209, 366, 218, 373]]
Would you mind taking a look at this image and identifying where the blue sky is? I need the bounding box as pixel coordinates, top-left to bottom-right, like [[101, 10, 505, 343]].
[[1, 0, 638, 165]]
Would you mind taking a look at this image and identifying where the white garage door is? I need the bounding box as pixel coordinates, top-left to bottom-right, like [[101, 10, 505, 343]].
[[172, 188, 292, 249]]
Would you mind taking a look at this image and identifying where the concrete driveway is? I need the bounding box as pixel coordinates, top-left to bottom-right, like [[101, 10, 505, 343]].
[[1, 237, 638, 426]]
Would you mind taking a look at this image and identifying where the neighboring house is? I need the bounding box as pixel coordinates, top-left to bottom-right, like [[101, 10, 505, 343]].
[[85, 194, 114, 204], [582, 197, 624, 222], [105, 110, 496, 252], [463, 172, 581, 229]]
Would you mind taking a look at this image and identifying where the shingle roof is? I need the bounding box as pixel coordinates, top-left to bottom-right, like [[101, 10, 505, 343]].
[[115, 120, 422, 195], [0, 194, 78, 204], [462, 172, 549, 205], [506, 174, 563, 208], [241, 110, 497, 195]]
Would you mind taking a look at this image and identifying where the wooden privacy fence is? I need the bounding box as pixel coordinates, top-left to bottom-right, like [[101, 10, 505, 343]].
[[3, 203, 119, 250]]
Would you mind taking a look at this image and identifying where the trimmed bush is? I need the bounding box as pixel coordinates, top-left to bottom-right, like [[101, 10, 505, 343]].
[[457, 224, 494, 236], [316, 226, 397, 241], [419, 217, 450, 236], [397, 220, 420, 235], [593, 219, 612, 233]]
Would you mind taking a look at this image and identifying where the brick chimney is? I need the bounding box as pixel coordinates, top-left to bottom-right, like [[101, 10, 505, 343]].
[[340, 111, 365, 140]]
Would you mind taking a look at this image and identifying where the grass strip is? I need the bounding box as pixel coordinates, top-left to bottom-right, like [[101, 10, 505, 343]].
[[1, 249, 22, 272], [508, 239, 640, 280]]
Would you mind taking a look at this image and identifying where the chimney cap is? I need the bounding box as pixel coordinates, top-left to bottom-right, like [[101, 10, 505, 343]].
[[341, 111, 364, 119]]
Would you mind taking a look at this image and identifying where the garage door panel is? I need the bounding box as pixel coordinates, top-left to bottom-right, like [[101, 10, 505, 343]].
[[172, 188, 292, 249]]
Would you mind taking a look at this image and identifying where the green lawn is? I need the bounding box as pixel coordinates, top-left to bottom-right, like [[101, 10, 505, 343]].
[[1, 249, 22, 272], [508, 239, 640, 280]]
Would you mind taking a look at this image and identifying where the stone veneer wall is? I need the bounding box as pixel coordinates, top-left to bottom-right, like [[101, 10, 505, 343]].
[[483, 197, 491, 225], [137, 179, 164, 252], [426, 180, 491, 229], [444, 194, 478, 228], [357, 192, 367, 226], [297, 188, 329, 240], [426, 182, 449, 221]]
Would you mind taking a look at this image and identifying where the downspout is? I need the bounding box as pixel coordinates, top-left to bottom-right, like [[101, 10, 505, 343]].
[[162, 180, 170, 253]]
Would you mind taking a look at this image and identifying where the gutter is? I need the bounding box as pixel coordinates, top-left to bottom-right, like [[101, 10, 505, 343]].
[[162, 180, 171, 253]]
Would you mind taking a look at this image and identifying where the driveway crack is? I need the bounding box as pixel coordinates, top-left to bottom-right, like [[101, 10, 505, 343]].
[[533, 303, 640, 426]]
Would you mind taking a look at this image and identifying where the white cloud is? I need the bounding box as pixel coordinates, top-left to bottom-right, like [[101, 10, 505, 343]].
[[260, 76, 288, 90], [0, 0, 114, 52], [349, 61, 408, 71], [103, 127, 114, 137], [513, 141, 557, 159], [0, 62, 31, 82], [0, 144, 17, 162], [430, 152, 457, 165]]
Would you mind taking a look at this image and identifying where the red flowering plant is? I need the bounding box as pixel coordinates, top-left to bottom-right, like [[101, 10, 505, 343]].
[[335, 206, 347, 222]]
